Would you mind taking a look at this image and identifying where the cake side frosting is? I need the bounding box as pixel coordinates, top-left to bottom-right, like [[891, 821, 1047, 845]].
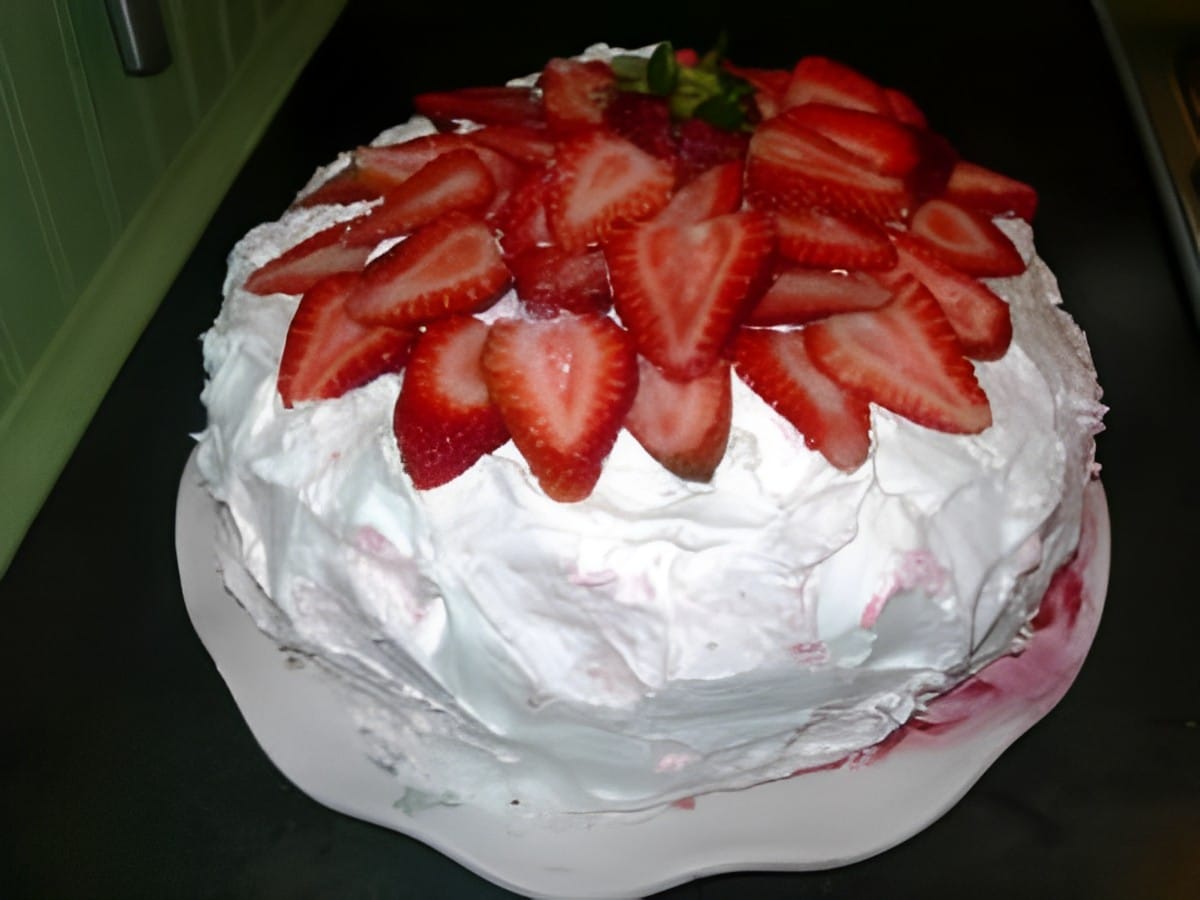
[[195, 46, 1104, 814]]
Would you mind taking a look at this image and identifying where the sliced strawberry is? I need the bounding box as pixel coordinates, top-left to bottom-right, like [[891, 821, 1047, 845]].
[[783, 56, 890, 114], [355, 134, 476, 185], [733, 327, 872, 471], [549, 130, 675, 251], [495, 165, 556, 256], [722, 63, 791, 120], [603, 92, 678, 163], [773, 208, 897, 270], [909, 198, 1025, 277], [342, 149, 495, 247], [541, 58, 616, 132], [606, 211, 776, 379], [277, 273, 413, 407], [942, 160, 1038, 221], [746, 269, 891, 326], [356, 136, 522, 221], [882, 232, 1012, 360], [884, 87, 927, 128], [803, 276, 992, 434], [674, 47, 700, 67], [507, 245, 612, 317], [466, 124, 556, 166], [625, 357, 731, 481], [346, 212, 511, 327], [414, 85, 544, 129], [294, 163, 395, 208], [245, 221, 372, 296], [746, 113, 913, 223], [780, 103, 922, 177], [482, 313, 638, 502], [907, 130, 958, 203], [393, 316, 509, 488], [655, 161, 744, 226], [675, 118, 751, 184]]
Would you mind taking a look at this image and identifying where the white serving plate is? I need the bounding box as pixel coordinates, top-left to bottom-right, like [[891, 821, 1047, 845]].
[[176, 448, 1109, 899]]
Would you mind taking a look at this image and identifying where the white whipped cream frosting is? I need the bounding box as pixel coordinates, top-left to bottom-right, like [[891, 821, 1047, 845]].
[[195, 50, 1104, 814]]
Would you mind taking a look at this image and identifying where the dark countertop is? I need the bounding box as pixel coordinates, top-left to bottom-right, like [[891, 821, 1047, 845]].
[[4, 1, 1199, 897]]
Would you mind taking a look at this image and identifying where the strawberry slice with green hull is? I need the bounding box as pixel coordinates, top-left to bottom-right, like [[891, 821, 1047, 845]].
[[549, 130, 676, 251], [607, 211, 776, 380], [414, 85, 545, 129], [733, 327, 872, 470], [781, 103, 923, 176], [883, 232, 1012, 360], [943, 160, 1038, 221], [342, 149, 495, 248], [345, 212, 511, 327], [746, 114, 913, 223], [909, 198, 1026, 277], [746, 268, 892, 326], [722, 62, 791, 120], [393, 316, 509, 489], [507, 245, 612, 317], [541, 58, 616, 132], [277, 273, 414, 407], [466, 124, 557, 166], [625, 357, 732, 481], [803, 276, 992, 434], [783, 56, 891, 114], [482, 313, 638, 502], [654, 160, 744, 226], [773, 208, 897, 270], [244, 221, 373, 296]]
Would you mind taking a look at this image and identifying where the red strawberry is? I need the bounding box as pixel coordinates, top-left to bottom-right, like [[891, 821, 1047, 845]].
[[884, 87, 927, 128], [507, 245, 612, 317], [414, 85, 544, 129], [654, 161, 744, 226], [624, 357, 732, 481], [541, 58, 616, 132], [294, 163, 395, 208], [780, 104, 922, 176], [907, 129, 958, 203], [356, 136, 523, 221], [675, 117, 750, 183], [603, 92, 678, 163], [355, 134, 477, 185], [466, 124, 557, 166], [606, 211, 776, 379], [495, 165, 556, 256], [675, 47, 700, 67], [277, 273, 413, 407], [342, 149, 495, 247], [722, 63, 791, 120], [803, 276, 992, 433], [732, 328, 872, 471], [773, 208, 897, 270], [882, 232, 1012, 360], [746, 269, 891, 326], [393, 316, 509, 488], [783, 56, 890, 114], [942, 160, 1038, 221], [482, 313, 638, 502], [909, 198, 1026, 277], [244, 221, 372, 296], [745, 113, 913, 223], [549, 130, 675, 250], [346, 212, 511, 327]]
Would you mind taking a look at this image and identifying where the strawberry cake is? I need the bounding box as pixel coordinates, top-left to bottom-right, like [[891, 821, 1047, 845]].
[[196, 44, 1104, 814]]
